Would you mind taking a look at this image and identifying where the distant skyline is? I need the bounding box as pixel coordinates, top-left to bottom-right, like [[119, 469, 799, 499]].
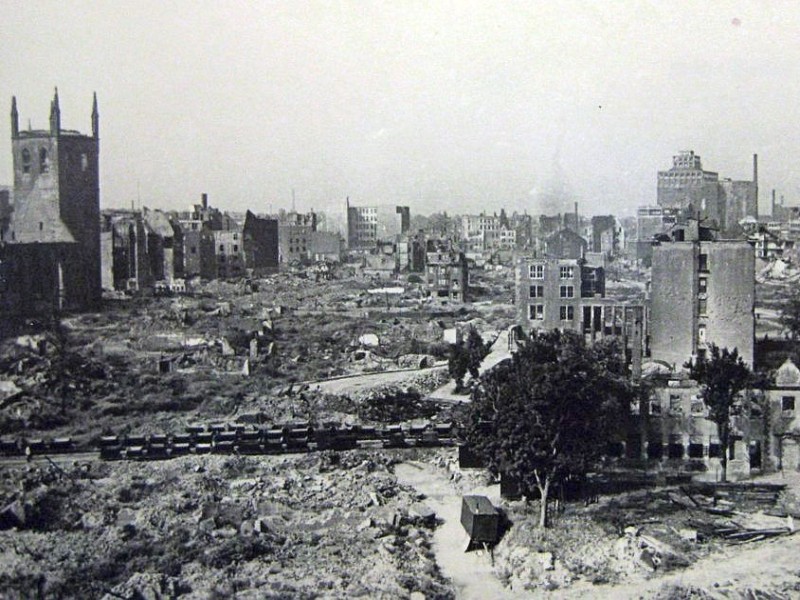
[[2, 1, 799, 218]]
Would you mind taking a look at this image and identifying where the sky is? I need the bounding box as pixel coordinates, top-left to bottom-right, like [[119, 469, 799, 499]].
[[1, 1, 799, 218]]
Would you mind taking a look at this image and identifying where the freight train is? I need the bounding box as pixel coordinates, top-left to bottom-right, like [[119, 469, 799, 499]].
[[0, 421, 456, 461]]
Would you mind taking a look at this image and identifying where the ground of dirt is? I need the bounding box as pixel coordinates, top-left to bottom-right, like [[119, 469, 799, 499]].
[[397, 452, 800, 600]]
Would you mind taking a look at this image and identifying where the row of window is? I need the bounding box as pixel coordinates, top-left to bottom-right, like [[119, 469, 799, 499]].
[[527, 305, 574, 321], [19, 148, 89, 174], [528, 285, 574, 298], [529, 265, 574, 279]]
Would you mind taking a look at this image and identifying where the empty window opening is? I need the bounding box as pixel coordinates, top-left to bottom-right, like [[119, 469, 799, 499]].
[[647, 441, 663, 460], [40, 148, 49, 173], [688, 443, 704, 458], [21, 148, 31, 173]]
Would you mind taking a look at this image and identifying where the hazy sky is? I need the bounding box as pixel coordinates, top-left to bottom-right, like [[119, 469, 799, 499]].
[[1, 1, 799, 218]]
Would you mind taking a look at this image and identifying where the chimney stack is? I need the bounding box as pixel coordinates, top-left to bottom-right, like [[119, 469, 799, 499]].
[[772, 189, 777, 217], [201, 193, 208, 210], [753, 153, 758, 185]]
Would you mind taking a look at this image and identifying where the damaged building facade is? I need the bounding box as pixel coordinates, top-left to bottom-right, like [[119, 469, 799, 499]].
[[1, 90, 101, 316], [425, 240, 469, 303], [514, 256, 647, 363]]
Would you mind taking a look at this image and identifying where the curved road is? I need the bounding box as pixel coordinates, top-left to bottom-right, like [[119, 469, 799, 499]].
[[395, 461, 530, 600]]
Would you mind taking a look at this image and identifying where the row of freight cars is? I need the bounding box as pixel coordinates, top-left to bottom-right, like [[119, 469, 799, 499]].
[[0, 421, 457, 461]]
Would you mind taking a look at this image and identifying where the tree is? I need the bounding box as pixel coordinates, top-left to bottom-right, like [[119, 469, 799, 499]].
[[462, 330, 634, 527], [448, 327, 490, 392], [686, 344, 753, 482], [465, 327, 490, 380]]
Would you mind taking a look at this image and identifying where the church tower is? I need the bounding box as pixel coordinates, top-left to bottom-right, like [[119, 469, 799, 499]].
[[7, 89, 101, 309]]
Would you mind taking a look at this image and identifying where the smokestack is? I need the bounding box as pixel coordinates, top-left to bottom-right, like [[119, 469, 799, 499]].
[[773, 189, 777, 217], [201, 193, 208, 210], [573, 202, 579, 232], [753, 153, 758, 185]]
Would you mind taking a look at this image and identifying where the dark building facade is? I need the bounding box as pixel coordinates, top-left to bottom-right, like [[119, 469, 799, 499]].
[[243, 210, 279, 274]]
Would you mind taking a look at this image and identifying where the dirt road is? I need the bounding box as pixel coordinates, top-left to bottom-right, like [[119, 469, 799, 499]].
[[395, 461, 530, 600], [310, 365, 447, 395]]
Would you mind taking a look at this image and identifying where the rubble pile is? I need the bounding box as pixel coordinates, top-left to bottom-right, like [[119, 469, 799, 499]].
[[488, 480, 799, 593], [0, 451, 454, 599]]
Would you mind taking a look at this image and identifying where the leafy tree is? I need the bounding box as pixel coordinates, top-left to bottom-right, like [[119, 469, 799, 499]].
[[686, 344, 753, 482], [448, 340, 470, 392], [462, 330, 634, 527], [448, 327, 490, 392], [465, 327, 490, 380]]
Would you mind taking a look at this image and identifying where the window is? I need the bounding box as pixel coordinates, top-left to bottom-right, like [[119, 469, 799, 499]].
[[233, 233, 238, 240], [560, 266, 574, 279], [529, 304, 544, 320], [560, 305, 574, 321], [530, 264, 544, 279], [649, 400, 662, 416], [669, 395, 683, 415], [190, 246, 197, 255], [699, 253, 708, 272], [21, 148, 31, 173], [233, 245, 238, 252], [783, 396, 795, 412], [39, 148, 49, 173], [559, 285, 574, 298], [698, 277, 708, 294], [219, 244, 225, 252], [691, 400, 705, 416], [81, 153, 88, 171], [529, 285, 543, 298], [38, 222, 43, 231], [708, 442, 722, 458], [698, 298, 707, 316]]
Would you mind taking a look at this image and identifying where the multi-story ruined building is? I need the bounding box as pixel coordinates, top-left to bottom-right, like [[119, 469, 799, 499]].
[[0, 90, 100, 315], [425, 240, 469, 303], [649, 221, 755, 368], [657, 150, 758, 233], [515, 256, 647, 366], [242, 211, 279, 274], [346, 200, 410, 249]]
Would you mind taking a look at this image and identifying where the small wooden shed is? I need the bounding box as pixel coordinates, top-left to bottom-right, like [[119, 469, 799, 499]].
[[460, 495, 500, 546]]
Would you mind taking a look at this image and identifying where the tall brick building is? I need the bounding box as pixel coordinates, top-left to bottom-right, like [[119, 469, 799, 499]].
[[0, 90, 101, 314]]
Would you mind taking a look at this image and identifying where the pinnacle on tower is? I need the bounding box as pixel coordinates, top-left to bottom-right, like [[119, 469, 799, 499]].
[[10, 96, 18, 139], [91, 92, 99, 139], [49, 87, 61, 135]]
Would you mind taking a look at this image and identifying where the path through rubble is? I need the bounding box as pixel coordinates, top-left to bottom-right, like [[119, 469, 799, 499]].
[[395, 461, 528, 600]]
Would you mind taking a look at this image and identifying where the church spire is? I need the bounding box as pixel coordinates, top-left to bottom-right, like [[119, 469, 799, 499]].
[[91, 92, 99, 139], [49, 87, 60, 135], [10, 96, 18, 139]]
